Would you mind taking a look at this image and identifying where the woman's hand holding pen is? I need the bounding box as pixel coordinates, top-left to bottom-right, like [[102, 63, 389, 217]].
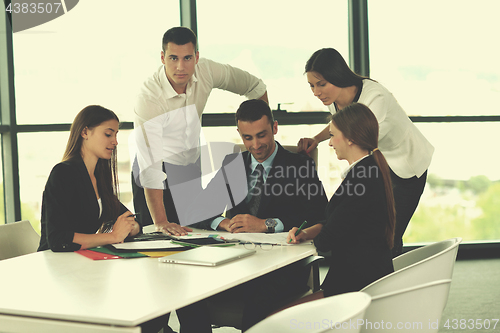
[[287, 227, 308, 244], [111, 211, 137, 243]]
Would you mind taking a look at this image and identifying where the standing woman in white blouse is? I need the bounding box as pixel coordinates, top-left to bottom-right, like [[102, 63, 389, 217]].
[[298, 48, 434, 256]]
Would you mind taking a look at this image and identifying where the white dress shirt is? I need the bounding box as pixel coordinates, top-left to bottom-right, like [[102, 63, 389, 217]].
[[133, 58, 267, 189], [340, 154, 370, 179]]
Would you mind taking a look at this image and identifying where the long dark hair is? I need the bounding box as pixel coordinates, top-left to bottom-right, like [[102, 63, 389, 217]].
[[331, 103, 395, 249], [63, 105, 120, 222], [305, 48, 370, 88]]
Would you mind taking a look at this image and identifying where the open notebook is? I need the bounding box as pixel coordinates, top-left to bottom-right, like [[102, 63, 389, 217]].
[[158, 246, 256, 266]]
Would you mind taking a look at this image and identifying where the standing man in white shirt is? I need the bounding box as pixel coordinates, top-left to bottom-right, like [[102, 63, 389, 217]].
[[132, 27, 269, 236]]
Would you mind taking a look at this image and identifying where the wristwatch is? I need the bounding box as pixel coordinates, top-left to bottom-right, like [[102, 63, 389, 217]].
[[265, 218, 278, 233]]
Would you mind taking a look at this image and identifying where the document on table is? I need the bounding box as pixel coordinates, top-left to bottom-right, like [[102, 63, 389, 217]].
[[113, 240, 187, 250], [224, 232, 311, 245], [172, 234, 220, 240], [129, 232, 220, 242]]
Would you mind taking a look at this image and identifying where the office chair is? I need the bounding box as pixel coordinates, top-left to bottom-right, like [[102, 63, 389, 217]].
[[0, 220, 40, 260], [361, 279, 452, 333], [393, 237, 462, 271], [361, 237, 461, 296], [246, 291, 371, 333]]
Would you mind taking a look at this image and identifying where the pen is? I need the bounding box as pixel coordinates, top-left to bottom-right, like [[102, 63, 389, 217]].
[[289, 221, 307, 243], [211, 243, 237, 247], [171, 240, 200, 248], [128, 213, 140, 218]]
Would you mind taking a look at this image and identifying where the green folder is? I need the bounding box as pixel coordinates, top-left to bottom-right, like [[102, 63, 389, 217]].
[[89, 246, 148, 258]]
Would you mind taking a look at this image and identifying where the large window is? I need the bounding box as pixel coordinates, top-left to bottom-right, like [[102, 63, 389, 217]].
[[13, 0, 179, 124], [197, 0, 349, 114], [0, 144, 4, 225], [18, 132, 66, 232], [369, 0, 500, 243], [407, 122, 500, 243], [4, 0, 499, 249], [368, 0, 500, 117], [11, 0, 179, 230]]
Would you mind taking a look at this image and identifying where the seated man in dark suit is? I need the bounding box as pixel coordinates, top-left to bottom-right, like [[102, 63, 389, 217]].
[[191, 98, 327, 234], [189, 99, 328, 331]]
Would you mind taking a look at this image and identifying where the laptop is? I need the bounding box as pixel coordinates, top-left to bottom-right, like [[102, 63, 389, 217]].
[[158, 246, 256, 266]]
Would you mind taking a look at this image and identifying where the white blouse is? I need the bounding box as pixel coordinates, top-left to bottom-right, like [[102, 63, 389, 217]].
[[329, 80, 434, 179]]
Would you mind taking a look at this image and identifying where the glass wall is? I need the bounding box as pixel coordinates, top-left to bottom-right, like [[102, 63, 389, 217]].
[[368, 0, 500, 117], [197, 0, 349, 114], [6, 0, 500, 247], [13, 0, 180, 124], [12, 0, 179, 230], [406, 122, 500, 243], [0, 144, 4, 224], [368, 0, 500, 243], [18, 129, 135, 233], [18, 132, 66, 232]]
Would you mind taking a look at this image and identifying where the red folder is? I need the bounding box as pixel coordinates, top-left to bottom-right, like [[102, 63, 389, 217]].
[[76, 249, 122, 260]]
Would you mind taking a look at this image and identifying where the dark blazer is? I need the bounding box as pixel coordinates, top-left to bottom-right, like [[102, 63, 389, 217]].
[[190, 142, 328, 231], [38, 156, 129, 252], [315, 155, 394, 297]]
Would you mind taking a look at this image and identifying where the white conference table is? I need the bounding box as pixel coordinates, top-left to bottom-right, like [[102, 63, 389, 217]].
[[0, 230, 316, 332]]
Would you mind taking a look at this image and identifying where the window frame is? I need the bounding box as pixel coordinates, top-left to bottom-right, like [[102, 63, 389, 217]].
[[1, 0, 499, 255]]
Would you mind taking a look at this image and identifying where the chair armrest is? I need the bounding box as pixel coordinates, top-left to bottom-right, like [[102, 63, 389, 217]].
[[296, 255, 324, 292], [296, 255, 324, 268]]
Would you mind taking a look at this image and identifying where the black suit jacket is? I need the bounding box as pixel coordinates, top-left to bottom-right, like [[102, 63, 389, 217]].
[[315, 155, 394, 296], [38, 156, 129, 252], [190, 142, 327, 231]]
